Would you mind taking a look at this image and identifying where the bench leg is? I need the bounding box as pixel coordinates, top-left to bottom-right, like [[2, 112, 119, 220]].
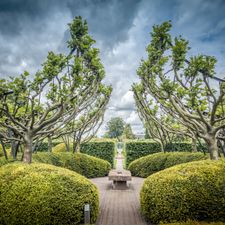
[[112, 181, 116, 189]]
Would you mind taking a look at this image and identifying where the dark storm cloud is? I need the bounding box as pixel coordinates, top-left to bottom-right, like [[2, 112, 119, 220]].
[[0, 0, 141, 46], [0, 0, 59, 36], [66, 0, 141, 47], [0, 0, 141, 77]]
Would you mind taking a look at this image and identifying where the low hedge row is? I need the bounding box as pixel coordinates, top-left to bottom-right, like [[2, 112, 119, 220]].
[[140, 160, 225, 223], [0, 163, 99, 225], [32, 152, 111, 178], [128, 152, 208, 177], [125, 141, 208, 166]]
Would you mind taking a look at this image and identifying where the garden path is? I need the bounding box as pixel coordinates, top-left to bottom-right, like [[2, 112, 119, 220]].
[[90, 146, 148, 225]]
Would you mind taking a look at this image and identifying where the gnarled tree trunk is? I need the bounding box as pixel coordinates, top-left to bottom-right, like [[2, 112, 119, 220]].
[[191, 137, 197, 153], [48, 136, 52, 152], [23, 133, 33, 163], [0, 139, 8, 160], [205, 135, 219, 160]]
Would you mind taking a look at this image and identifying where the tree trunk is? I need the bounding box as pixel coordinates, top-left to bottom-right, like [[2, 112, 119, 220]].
[[11, 141, 19, 160], [23, 133, 33, 163], [160, 141, 165, 153], [48, 136, 52, 152], [73, 141, 81, 153], [217, 140, 225, 158], [0, 139, 8, 160], [191, 137, 197, 153], [206, 136, 219, 160], [65, 138, 70, 152]]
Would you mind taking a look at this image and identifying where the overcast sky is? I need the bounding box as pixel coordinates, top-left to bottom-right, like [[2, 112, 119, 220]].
[[0, 0, 225, 136]]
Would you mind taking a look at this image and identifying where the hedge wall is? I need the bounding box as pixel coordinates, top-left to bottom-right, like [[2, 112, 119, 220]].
[[32, 152, 111, 178], [140, 160, 225, 223], [125, 141, 208, 165], [125, 141, 161, 166], [128, 152, 208, 177], [52, 141, 115, 166], [0, 163, 99, 225], [80, 141, 115, 166], [165, 142, 208, 152]]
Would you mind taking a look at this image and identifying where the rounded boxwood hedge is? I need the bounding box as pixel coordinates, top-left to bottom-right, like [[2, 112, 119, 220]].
[[52, 143, 71, 152], [32, 152, 111, 178], [140, 160, 225, 223], [0, 162, 99, 225], [128, 152, 208, 177]]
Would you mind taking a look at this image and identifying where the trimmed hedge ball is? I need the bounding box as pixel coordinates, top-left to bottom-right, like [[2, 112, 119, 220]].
[[32, 152, 111, 178], [0, 163, 99, 225], [140, 160, 225, 223], [128, 152, 208, 177], [52, 143, 71, 152]]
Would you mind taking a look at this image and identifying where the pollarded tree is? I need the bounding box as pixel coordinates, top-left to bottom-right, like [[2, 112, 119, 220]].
[[0, 16, 111, 163], [55, 84, 112, 152], [133, 84, 198, 152], [135, 21, 225, 160]]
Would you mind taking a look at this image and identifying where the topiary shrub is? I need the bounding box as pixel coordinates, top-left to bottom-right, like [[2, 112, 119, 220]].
[[0, 162, 99, 225], [128, 152, 208, 177], [140, 160, 225, 223], [52, 143, 71, 153], [33, 152, 111, 178]]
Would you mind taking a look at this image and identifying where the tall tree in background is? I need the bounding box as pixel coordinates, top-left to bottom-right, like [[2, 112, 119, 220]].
[[0, 16, 111, 163], [134, 21, 225, 160], [123, 123, 135, 139], [105, 117, 125, 140]]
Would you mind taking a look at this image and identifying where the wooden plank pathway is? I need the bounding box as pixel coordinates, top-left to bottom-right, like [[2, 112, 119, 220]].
[[90, 176, 148, 225], [90, 146, 148, 225]]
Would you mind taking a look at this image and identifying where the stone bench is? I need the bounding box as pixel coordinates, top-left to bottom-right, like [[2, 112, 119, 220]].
[[108, 169, 132, 189]]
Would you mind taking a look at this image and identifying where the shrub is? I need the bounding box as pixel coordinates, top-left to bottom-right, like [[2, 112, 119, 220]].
[[33, 152, 111, 178], [128, 152, 208, 177], [32, 152, 62, 166], [0, 163, 99, 225], [0, 157, 15, 167], [80, 141, 115, 165], [140, 160, 225, 223], [125, 141, 161, 166], [52, 143, 71, 153]]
